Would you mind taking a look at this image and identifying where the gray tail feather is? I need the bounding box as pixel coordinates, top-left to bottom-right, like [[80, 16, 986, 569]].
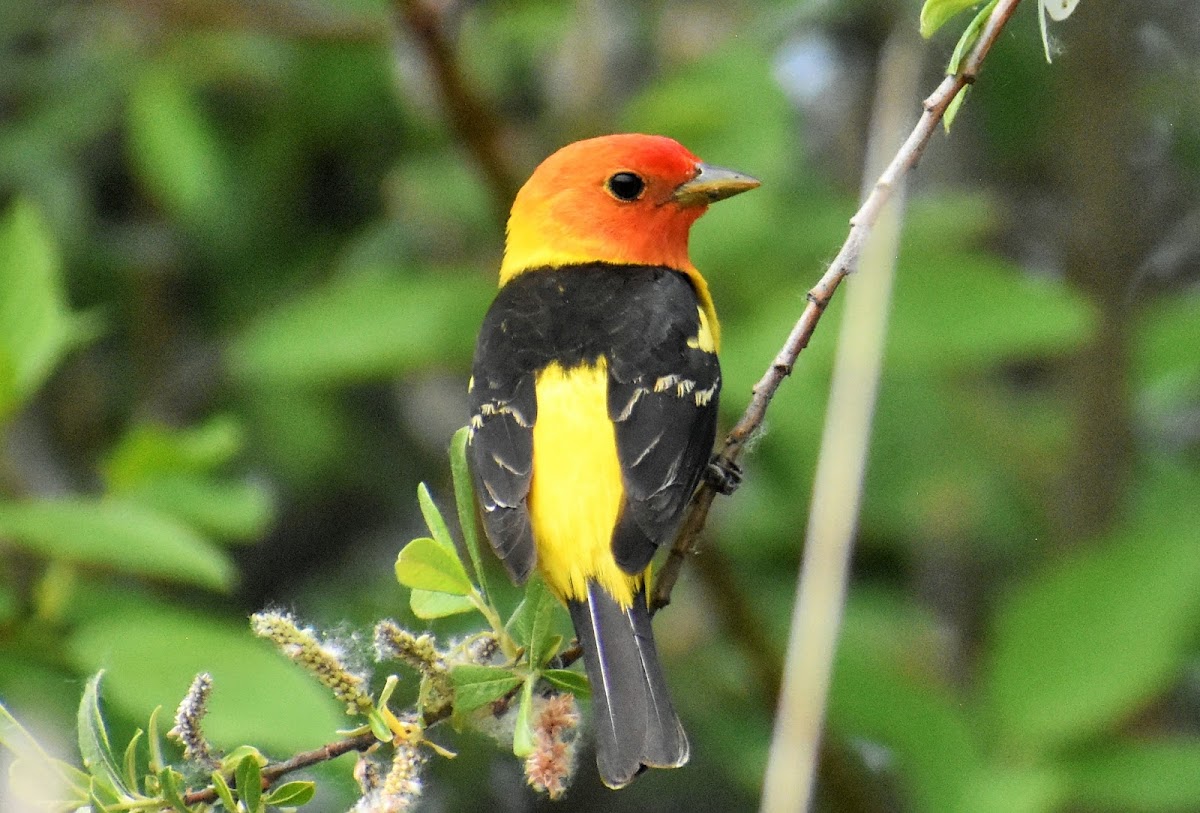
[[567, 582, 690, 789]]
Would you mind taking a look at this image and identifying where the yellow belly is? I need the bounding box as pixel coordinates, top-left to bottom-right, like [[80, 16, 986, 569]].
[[528, 359, 641, 607]]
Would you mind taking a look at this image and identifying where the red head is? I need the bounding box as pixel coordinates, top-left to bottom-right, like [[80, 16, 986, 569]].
[[500, 134, 758, 283]]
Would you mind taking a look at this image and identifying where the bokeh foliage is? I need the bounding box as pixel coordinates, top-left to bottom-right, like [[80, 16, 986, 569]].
[[2, 0, 1199, 810]]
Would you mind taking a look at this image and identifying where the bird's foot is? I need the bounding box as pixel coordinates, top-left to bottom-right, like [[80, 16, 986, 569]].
[[705, 457, 743, 495]]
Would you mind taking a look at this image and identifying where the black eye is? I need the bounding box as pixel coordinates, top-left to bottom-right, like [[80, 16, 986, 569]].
[[606, 172, 645, 202]]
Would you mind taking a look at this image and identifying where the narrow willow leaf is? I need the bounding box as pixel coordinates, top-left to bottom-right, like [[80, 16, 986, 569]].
[[147, 706, 165, 774], [919, 0, 983, 38], [943, 85, 971, 133], [947, 0, 999, 76], [542, 669, 591, 699], [236, 754, 263, 813], [417, 483, 455, 553], [512, 679, 535, 758], [410, 588, 476, 619], [450, 427, 491, 602], [158, 767, 191, 813], [263, 780, 317, 807], [395, 537, 473, 596], [123, 729, 144, 793], [211, 771, 237, 811], [450, 665, 524, 715], [78, 672, 132, 802]]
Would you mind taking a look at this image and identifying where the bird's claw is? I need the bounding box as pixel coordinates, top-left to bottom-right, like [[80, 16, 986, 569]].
[[705, 457, 743, 495]]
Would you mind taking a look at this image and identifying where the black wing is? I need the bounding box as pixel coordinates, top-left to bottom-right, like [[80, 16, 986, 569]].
[[468, 293, 541, 584], [606, 271, 720, 575]]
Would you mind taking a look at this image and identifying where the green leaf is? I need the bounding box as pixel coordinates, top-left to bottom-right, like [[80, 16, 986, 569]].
[[263, 780, 317, 807], [229, 272, 490, 388], [410, 588, 476, 619], [451, 426, 491, 602], [68, 603, 346, 756], [395, 537, 473, 596], [541, 669, 590, 699], [507, 574, 553, 650], [417, 483, 455, 553], [512, 678, 535, 758], [124, 474, 273, 543], [236, 754, 263, 813], [1064, 740, 1200, 811], [0, 497, 235, 591], [919, 0, 983, 38], [0, 701, 90, 796], [127, 67, 230, 228], [123, 729, 143, 792], [78, 672, 133, 803], [947, 0, 999, 76], [449, 665, 523, 716], [158, 766, 191, 813], [983, 464, 1200, 756], [943, 84, 970, 133], [829, 590, 981, 811], [211, 771, 238, 812], [528, 586, 561, 669], [0, 198, 95, 423], [147, 705, 165, 773], [103, 416, 245, 489]]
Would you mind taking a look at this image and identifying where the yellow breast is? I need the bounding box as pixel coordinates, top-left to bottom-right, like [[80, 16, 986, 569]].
[[527, 359, 641, 607]]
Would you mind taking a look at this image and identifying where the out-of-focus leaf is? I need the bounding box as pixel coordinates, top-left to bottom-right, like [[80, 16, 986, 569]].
[[395, 537, 473, 596], [887, 251, 1095, 371], [229, 271, 491, 388], [409, 589, 475, 619], [983, 463, 1200, 757], [451, 426, 491, 602], [920, 0, 984, 38], [102, 417, 245, 490], [127, 67, 230, 227], [1063, 740, 1200, 811], [78, 672, 132, 803], [512, 678, 535, 758], [1136, 290, 1200, 387], [449, 665, 523, 716], [123, 474, 273, 542], [0, 498, 235, 591], [0, 701, 89, 799], [829, 590, 979, 811], [0, 198, 95, 422], [68, 603, 346, 755], [960, 766, 1066, 813]]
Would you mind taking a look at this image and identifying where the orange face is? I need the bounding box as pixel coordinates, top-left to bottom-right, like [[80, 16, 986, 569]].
[[500, 134, 757, 282]]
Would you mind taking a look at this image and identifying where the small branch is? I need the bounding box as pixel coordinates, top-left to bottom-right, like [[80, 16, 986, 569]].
[[650, 0, 1025, 613], [392, 0, 521, 221], [179, 731, 378, 807]]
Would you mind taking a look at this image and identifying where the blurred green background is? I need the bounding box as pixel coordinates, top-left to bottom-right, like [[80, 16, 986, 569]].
[[2, 0, 1199, 810]]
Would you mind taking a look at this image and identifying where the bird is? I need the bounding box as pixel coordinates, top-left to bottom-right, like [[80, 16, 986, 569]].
[[467, 133, 758, 788]]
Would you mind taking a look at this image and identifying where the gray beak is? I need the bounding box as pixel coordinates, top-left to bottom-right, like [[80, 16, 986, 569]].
[[672, 162, 761, 207]]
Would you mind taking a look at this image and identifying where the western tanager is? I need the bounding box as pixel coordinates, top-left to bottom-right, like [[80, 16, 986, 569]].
[[468, 134, 758, 788]]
